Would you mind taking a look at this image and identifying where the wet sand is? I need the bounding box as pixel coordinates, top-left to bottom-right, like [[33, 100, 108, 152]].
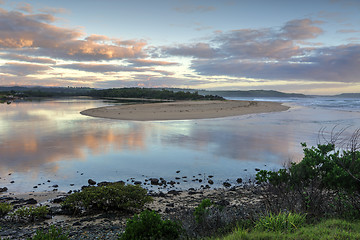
[[80, 100, 289, 121]]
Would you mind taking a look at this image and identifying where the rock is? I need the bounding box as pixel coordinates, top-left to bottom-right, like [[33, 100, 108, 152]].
[[168, 180, 176, 185], [47, 180, 51, 182], [167, 190, 180, 195], [236, 178, 243, 184], [216, 199, 230, 206], [175, 177, 180, 180], [10, 181, 14, 184], [182, 176, 187, 178], [134, 181, 142, 185], [150, 178, 159, 185], [70, 184, 74, 186], [52, 184, 59, 188], [88, 179, 96, 185], [53, 197, 65, 203], [33, 186, 37, 189], [208, 175, 214, 178], [223, 182, 231, 188], [255, 168, 261, 171], [208, 180, 214, 185], [176, 170, 180, 173], [0, 187, 8, 192], [25, 198, 37, 204], [166, 203, 175, 207]]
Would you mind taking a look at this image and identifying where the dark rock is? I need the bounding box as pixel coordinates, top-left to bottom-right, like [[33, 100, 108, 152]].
[[47, 180, 51, 182], [208, 175, 214, 178], [244, 169, 247, 171], [230, 186, 237, 191], [182, 176, 187, 178], [25, 198, 37, 204], [73, 222, 82, 226], [166, 203, 175, 207], [134, 181, 142, 185], [208, 180, 214, 185], [10, 181, 14, 184], [176, 170, 180, 173], [255, 168, 261, 171], [168, 180, 176, 185], [150, 178, 159, 185], [167, 190, 180, 195], [52, 197, 65, 203], [199, 179, 202, 183], [223, 182, 231, 188], [70, 184, 74, 186], [188, 188, 195, 191], [0, 187, 8, 192], [236, 178, 243, 184], [175, 177, 180, 180], [188, 191, 201, 195], [52, 184, 59, 188], [88, 179, 96, 185], [33, 186, 37, 189], [216, 199, 230, 206]]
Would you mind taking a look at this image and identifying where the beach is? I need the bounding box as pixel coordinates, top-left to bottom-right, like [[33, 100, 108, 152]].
[[80, 100, 289, 121]]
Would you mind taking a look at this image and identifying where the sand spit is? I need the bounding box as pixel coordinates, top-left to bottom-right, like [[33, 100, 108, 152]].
[[80, 100, 289, 121]]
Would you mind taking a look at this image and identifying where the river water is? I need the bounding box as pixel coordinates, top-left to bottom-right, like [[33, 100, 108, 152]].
[[0, 97, 359, 193]]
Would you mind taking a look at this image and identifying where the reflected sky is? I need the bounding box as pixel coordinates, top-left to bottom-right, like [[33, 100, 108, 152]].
[[0, 99, 359, 193]]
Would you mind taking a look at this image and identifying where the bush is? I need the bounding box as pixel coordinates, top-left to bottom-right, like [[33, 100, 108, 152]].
[[0, 202, 13, 216], [119, 210, 182, 240], [194, 198, 213, 223], [27, 225, 69, 240], [61, 183, 152, 214], [256, 141, 360, 218], [255, 211, 307, 232], [10, 206, 49, 222]]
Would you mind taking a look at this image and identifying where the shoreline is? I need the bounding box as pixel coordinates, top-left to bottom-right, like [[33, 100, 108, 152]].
[[80, 100, 290, 121]]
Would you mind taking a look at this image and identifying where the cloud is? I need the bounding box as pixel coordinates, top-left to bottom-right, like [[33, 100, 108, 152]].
[[162, 43, 218, 58], [56, 63, 174, 76], [0, 53, 56, 64], [280, 19, 323, 40], [128, 59, 179, 67], [337, 29, 360, 33], [38, 7, 68, 15], [16, 2, 33, 13], [174, 5, 216, 13], [0, 62, 52, 76], [192, 44, 360, 82], [0, 8, 147, 61]]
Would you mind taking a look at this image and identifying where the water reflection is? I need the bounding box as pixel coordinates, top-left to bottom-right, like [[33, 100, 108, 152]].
[[0, 99, 359, 193]]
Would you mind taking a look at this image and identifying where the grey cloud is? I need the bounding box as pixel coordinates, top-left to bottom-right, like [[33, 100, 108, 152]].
[[192, 44, 360, 82], [174, 5, 215, 13], [162, 43, 218, 58], [1, 53, 56, 64], [16, 2, 33, 13], [280, 19, 323, 40], [0, 62, 52, 76], [128, 59, 179, 67]]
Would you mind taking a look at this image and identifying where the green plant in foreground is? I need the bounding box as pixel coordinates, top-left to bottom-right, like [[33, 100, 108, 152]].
[[0, 202, 13, 216], [61, 183, 152, 214], [194, 198, 214, 223], [215, 219, 360, 240], [119, 210, 182, 240], [9, 206, 49, 222], [27, 225, 69, 240], [255, 211, 307, 232]]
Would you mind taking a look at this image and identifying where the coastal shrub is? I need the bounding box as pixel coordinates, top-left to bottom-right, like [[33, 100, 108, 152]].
[[9, 206, 49, 222], [61, 183, 152, 214], [194, 198, 213, 223], [27, 225, 69, 240], [256, 140, 360, 218], [119, 210, 182, 240], [255, 211, 306, 232], [214, 219, 360, 240], [0, 202, 13, 216]]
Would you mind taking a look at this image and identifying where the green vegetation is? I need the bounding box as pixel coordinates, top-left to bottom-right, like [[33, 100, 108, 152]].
[[27, 225, 69, 240], [119, 210, 182, 240], [0, 202, 13, 216], [194, 199, 214, 223], [254, 212, 306, 232], [9, 206, 49, 222], [214, 219, 360, 240], [61, 183, 152, 214], [89, 88, 224, 100]]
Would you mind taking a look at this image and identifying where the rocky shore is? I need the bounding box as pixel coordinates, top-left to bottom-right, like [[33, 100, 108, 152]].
[[0, 181, 265, 239]]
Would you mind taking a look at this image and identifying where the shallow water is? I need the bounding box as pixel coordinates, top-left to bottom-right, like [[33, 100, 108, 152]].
[[0, 97, 359, 193]]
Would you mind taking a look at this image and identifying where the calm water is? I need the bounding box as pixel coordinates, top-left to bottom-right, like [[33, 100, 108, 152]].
[[0, 97, 359, 193]]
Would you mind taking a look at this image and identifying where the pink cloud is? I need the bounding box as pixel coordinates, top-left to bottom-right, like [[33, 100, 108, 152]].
[[0, 8, 146, 61]]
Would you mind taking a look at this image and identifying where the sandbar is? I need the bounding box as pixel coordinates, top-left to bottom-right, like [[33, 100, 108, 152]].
[[80, 100, 289, 121]]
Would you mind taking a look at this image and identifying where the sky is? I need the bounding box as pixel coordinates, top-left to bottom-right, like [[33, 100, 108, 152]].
[[0, 0, 359, 94]]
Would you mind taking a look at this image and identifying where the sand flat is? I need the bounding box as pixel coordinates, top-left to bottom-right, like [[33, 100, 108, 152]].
[[80, 100, 289, 121]]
